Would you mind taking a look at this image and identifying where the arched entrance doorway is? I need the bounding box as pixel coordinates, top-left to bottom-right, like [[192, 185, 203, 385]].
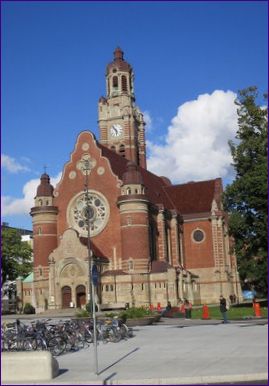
[[76, 285, 86, 308], [62, 286, 72, 308]]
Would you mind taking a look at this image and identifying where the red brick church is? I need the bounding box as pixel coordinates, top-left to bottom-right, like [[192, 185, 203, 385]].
[[18, 48, 242, 312]]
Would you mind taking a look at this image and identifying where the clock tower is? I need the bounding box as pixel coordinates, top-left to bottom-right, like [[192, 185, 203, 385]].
[[98, 47, 147, 169]]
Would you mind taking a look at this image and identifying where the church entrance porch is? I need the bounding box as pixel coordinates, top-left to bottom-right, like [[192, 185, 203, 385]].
[[76, 285, 86, 308]]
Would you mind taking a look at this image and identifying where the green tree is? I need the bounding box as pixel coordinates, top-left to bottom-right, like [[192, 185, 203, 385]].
[[223, 86, 268, 295], [1, 227, 33, 284]]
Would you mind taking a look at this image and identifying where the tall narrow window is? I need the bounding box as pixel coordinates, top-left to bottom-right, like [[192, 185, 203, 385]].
[[149, 222, 157, 261], [121, 75, 127, 92], [119, 144, 125, 157], [113, 76, 118, 89]]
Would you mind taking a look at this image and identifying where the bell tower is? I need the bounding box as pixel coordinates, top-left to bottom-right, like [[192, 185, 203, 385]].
[[98, 47, 147, 169]]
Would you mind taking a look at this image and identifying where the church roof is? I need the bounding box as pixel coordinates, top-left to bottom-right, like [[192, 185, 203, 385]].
[[164, 179, 221, 215], [23, 272, 33, 283], [36, 173, 54, 197], [98, 143, 221, 216], [106, 47, 132, 73], [98, 144, 176, 210]]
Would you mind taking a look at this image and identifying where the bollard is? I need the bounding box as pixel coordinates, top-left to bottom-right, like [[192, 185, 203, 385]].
[[202, 304, 210, 319], [254, 302, 262, 317]]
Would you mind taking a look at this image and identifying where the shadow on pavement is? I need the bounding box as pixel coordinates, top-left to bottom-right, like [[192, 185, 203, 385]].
[[97, 347, 140, 376]]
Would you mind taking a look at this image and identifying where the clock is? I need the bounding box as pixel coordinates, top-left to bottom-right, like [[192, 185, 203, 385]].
[[67, 191, 109, 237], [110, 124, 123, 137]]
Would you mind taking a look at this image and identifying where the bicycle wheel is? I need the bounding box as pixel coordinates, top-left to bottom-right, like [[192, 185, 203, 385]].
[[48, 336, 66, 356], [84, 329, 93, 343], [74, 333, 85, 350], [22, 338, 34, 351], [31, 337, 47, 351], [127, 326, 134, 338], [110, 328, 121, 343], [119, 324, 129, 339]]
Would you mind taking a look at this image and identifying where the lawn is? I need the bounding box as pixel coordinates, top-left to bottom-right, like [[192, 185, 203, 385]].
[[192, 304, 268, 320]]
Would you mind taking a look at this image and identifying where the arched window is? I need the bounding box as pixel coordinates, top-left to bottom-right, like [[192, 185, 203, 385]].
[[39, 199, 43, 206], [119, 144, 125, 157], [121, 75, 127, 92], [126, 187, 131, 195], [112, 76, 118, 89], [111, 145, 116, 152]]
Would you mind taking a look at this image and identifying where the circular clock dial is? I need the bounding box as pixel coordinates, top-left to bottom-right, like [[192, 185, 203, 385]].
[[110, 124, 123, 137], [67, 191, 109, 237]]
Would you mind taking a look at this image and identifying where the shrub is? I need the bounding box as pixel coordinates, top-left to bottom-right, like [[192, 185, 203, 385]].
[[23, 303, 35, 314], [86, 301, 98, 313], [119, 306, 155, 320], [76, 309, 90, 318], [104, 312, 117, 318]]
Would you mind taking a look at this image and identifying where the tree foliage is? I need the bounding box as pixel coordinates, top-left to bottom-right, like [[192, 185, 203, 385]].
[[223, 87, 268, 295], [1, 227, 33, 284]]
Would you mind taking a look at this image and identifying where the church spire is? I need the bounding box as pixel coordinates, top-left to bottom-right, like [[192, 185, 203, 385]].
[[98, 48, 147, 169]]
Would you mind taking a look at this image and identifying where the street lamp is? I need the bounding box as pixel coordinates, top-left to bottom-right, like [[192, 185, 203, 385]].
[[83, 159, 98, 375]]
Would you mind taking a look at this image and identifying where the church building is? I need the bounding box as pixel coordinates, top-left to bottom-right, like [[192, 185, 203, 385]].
[[18, 48, 242, 312]]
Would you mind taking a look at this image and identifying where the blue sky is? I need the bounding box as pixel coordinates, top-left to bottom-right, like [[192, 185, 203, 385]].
[[1, 1, 268, 230]]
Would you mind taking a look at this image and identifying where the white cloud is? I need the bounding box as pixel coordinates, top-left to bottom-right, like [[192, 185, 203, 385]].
[[143, 110, 152, 131], [147, 90, 238, 183], [1, 154, 31, 173], [1, 173, 62, 216]]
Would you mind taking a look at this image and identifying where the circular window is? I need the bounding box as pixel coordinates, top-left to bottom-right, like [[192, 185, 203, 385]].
[[192, 229, 205, 243], [67, 191, 109, 237]]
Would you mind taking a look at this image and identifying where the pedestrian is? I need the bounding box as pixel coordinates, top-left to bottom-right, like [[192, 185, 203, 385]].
[[166, 301, 172, 311], [184, 299, 192, 319], [219, 295, 228, 323], [161, 301, 172, 316]]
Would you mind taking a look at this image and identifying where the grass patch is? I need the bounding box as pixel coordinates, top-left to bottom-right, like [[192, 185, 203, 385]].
[[192, 305, 268, 320]]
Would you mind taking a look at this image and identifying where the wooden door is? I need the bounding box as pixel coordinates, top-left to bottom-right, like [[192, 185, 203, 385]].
[[76, 285, 86, 308], [62, 286, 71, 308]]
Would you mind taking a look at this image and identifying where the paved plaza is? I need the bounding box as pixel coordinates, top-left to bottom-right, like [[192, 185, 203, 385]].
[[1, 317, 268, 385]]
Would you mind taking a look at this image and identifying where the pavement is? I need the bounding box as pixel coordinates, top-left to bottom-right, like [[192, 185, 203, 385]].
[[1, 315, 268, 385]]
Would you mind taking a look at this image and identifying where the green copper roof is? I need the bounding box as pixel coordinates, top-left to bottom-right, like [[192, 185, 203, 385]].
[[23, 272, 33, 283]]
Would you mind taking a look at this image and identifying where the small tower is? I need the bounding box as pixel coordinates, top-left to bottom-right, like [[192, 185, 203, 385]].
[[99, 48, 147, 168], [30, 174, 58, 303], [117, 162, 150, 272]]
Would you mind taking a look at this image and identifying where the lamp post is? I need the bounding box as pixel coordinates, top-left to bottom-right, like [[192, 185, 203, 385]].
[[83, 159, 98, 375]]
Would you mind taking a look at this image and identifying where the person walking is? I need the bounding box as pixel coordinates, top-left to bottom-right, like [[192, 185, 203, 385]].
[[219, 295, 228, 323], [184, 299, 192, 319]]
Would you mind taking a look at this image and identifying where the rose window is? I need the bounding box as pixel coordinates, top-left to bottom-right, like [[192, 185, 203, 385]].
[[68, 191, 109, 237]]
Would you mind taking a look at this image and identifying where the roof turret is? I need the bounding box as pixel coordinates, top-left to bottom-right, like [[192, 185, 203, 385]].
[[106, 47, 132, 73], [122, 161, 144, 185], [36, 173, 54, 197]]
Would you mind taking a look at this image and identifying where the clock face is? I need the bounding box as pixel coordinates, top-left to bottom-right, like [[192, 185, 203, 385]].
[[67, 191, 109, 237], [110, 124, 123, 137]]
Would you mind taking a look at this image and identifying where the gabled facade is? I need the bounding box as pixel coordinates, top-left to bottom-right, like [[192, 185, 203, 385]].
[[18, 48, 242, 312]]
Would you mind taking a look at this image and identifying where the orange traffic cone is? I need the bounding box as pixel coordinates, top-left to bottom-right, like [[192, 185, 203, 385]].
[[202, 304, 210, 319], [157, 302, 161, 312], [254, 302, 262, 317]]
